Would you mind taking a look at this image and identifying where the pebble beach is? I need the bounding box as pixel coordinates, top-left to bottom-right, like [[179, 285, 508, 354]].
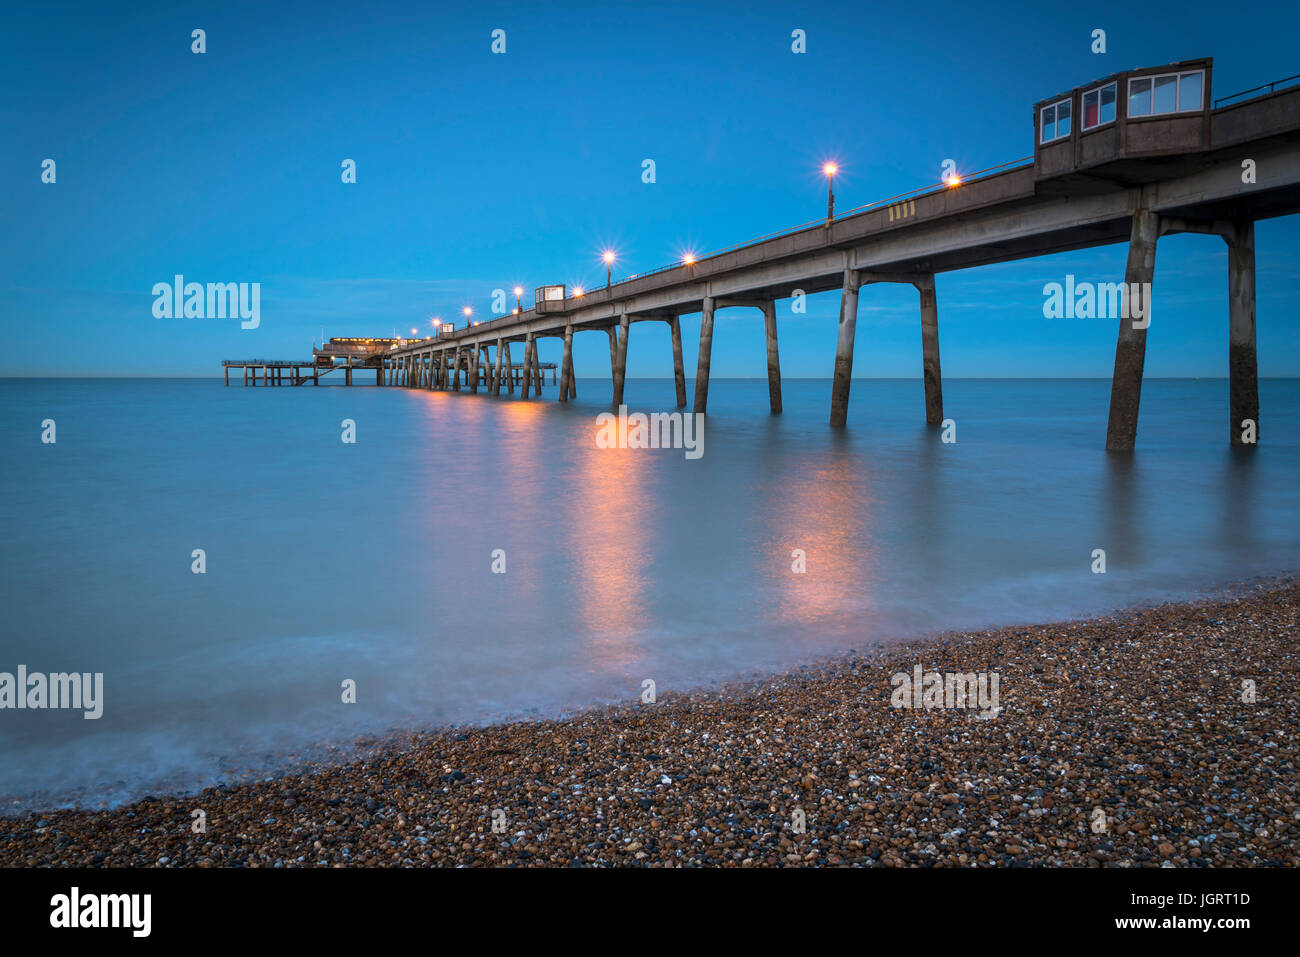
[[3, 577, 1297, 868]]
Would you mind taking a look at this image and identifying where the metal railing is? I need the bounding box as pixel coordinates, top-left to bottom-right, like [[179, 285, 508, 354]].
[[1214, 73, 1300, 108]]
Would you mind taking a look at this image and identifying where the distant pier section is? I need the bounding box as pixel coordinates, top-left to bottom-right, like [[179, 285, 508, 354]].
[[225, 335, 557, 391]]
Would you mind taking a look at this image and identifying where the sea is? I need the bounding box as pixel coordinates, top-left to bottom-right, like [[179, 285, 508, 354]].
[[1, 376, 1297, 812]]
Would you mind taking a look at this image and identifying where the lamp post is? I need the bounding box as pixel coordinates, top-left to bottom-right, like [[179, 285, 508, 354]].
[[602, 250, 616, 289], [514, 286, 523, 316], [823, 163, 838, 226]]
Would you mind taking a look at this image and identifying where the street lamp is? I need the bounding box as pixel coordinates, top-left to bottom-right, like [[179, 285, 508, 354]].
[[682, 252, 697, 266], [823, 163, 838, 226], [513, 286, 523, 315], [602, 250, 616, 289]]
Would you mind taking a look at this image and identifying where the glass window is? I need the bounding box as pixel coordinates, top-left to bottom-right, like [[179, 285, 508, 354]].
[[1041, 105, 1055, 143], [1178, 71, 1203, 111], [1082, 82, 1117, 130], [1099, 83, 1117, 124], [1129, 77, 1152, 116], [1153, 75, 1177, 113], [1056, 99, 1071, 136]]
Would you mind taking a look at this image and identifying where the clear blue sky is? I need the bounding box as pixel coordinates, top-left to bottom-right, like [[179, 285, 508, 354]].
[[2, 0, 1297, 377]]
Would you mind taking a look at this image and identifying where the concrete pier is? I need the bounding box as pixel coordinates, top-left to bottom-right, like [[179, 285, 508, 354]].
[[762, 300, 782, 414], [1227, 220, 1259, 446], [669, 315, 686, 407], [916, 274, 943, 425], [829, 270, 862, 427], [560, 324, 575, 401], [522, 333, 535, 399], [693, 297, 715, 414], [613, 313, 630, 406], [1105, 200, 1159, 452]]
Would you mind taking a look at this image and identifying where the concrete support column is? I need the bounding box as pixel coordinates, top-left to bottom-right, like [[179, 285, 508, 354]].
[[492, 339, 504, 395], [503, 342, 514, 394], [452, 348, 461, 390], [916, 274, 943, 425], [521, 333, 535, 398], [560, 324, 575, 401], [829, 270, 861, 426], [693, 297, 715, 414], [670, 316, 686, 407], [470, 345, 480, 393], [762, 300, 782, 414], [1105, 203, 1160, 451], [1227, 220, 1259, 446], [613, 313, 630, 406]]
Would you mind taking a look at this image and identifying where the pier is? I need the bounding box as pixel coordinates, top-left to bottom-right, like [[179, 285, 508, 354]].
[[226, 59, 1300, 448]]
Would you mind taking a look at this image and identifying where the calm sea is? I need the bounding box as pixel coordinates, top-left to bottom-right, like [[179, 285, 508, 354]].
[[2, 377, 1297, 811]]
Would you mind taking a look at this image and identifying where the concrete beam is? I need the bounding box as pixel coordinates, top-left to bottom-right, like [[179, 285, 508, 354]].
[[669, 316, 686, 408], [693, 297, 715, 414], [1105, 197, 1160, 452], [916, 274, 943, 425], [763, 300, 782, 414], [829, 270, 862, 427], [1227, 220, 1259, 446]]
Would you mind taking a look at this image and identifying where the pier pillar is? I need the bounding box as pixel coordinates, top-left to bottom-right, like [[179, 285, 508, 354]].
[[670, 316, 686, 407], [224, 366, 229, 387], [470, 346, 479, 393], [503, 342, 514, 394], [346, 359, 353, 387], [613, 313, 630, 406], [493, 339, 504, 395], [763, 300, 782, 414], [522, 333, 535, 398], [607, 328, 618, 387], [829, 270, 861, 426], [1227, 220, 1259, 446], [560, 325, 575, 402], [915, 274, 943, 425], [452, 348, 461, 391], [1105, 201, 1160, 451], [693, 297, 715, 414]]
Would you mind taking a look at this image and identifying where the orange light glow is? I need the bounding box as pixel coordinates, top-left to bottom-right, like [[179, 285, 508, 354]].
[[463, 306, 472, 316], [823, 163, 838, 177], [513, 286, 523, 297], [946, 174, 961, 187], [573, 286, 584, 297], [682, 253, 696, 265], [602, 250, 616, 264]]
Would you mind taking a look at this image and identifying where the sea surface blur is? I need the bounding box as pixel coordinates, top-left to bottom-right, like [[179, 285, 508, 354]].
[[2, 377, 1297, 811]]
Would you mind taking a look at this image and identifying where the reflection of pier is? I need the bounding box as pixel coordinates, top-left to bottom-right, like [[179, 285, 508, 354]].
[[224, 58, 1300, 448]]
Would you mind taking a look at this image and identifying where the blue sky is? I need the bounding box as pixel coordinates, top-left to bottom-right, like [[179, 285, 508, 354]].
[[2, 0, 1297, 377]]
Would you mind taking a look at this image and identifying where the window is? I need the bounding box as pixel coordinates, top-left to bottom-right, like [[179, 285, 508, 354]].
[[1127, 70, 1204, 117], [1041, 98, 1071, 143], [1082, 81, 1117, 130]]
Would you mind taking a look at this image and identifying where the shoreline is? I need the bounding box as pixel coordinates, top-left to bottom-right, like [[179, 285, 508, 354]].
[[3, 577, 1297, 867]]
